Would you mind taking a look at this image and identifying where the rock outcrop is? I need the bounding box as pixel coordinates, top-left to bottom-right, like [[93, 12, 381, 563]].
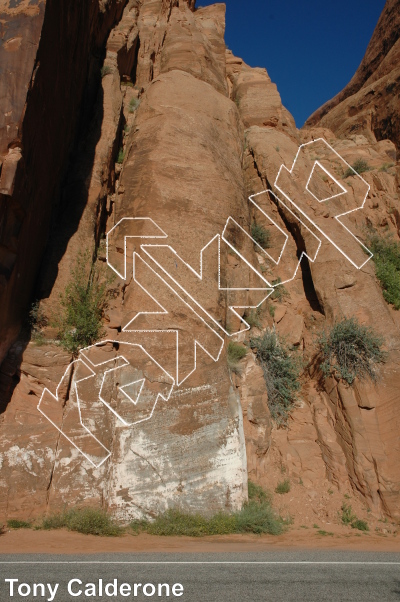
[[306, 0, 400, 151], [0, 0, 249, 522], [0, 0, 399, 528], [0, 0, 128, 364]]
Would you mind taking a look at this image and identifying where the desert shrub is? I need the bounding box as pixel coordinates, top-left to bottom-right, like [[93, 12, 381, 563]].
[[227, 341, 247, 375], [317, 317, 386, 385], [55, 249, 110, 354], [142, 510, 236, 537], [7, 519, 32, 529], [101, 65, 112, 78], [29, 301, 47, 330], [228, 341, 247, 363], [129, 98, 140, 113], [29, 301, 48, 345], [250, 329, 302, 425], [341, 503, 369, 531], [270, 277, 289, 302], [351, 519, 369, 531], [116, 147, 125, 164], [40, 508, 123, 537], [131, 482, 283, 537], [343, 158, 371, 178], [317, 530, 334, 536], [367, 234, 400, 310], [275, 479, 291, 494], [379, 162, 395, 172], [251, 222, 271, 249], [248, 480, 271, 504], [235, 500, 283, 535], [341, 502, 356, 525], [244, 307, 262, 329]]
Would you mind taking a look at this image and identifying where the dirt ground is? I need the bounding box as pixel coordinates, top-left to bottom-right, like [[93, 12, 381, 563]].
[[0, 526, 399, 555]]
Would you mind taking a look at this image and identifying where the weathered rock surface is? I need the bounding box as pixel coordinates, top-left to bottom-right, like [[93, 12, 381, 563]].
[[0, 0, 399, 528], [0, 0, 128, 364], [0, 0, 249, 522]]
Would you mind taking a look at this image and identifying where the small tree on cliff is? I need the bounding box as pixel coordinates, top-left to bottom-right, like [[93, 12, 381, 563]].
[[56, 249, 110, 354]]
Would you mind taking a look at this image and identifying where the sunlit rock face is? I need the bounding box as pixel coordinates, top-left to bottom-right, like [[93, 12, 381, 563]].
[[0, 0, 399, 525]]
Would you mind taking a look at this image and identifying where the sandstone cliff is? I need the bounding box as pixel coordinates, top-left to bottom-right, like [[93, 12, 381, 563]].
[[0, 0, 399, 530]]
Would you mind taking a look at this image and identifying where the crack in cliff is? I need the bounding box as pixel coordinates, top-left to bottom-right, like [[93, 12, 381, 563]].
[[45, 360, 75, 506], [248, 146, 324, 314], [129, 446, 166, 485], [248, 147, 267, 188], [335, 385, 383, 510]]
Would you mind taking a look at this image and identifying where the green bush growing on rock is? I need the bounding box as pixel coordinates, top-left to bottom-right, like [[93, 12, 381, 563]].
[[55, 249, 110, 354], [251, 222, 271, 249], [101, 65, 112, 78], [341, 503, 369, 531], [228, 341, 247, 363], [379, 162, 395, 172], [129, 98, 140, 113], [343, 158, 371, 178], [351, 519, 369, 532], [341, 502, 356, 525], [317, 317, 386, 385], [275, 479, 291, 494], [29, 300, 48, 345], [367, 234, 400, 310], [116, 147, 125, 164], [244, 307, 262, 329], [248, 480, 271, 504], [250, 329, 302, 426], [227, 341, 247, 375], [270, 277, 289, 302]]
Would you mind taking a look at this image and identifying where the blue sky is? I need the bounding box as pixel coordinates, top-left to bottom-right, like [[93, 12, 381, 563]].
[[197, 0, 385, 126]]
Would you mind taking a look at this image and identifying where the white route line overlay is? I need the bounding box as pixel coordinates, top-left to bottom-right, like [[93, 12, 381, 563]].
[[37, 359, 111, 469], [38, 138, 374, 465], [37, 341, 175, 469], [106, 217, 168, 280], [275, 137, 373, 270], [79, 343, 174, 427], [141, 234, 273, 338], [245, 191, 322, 287], [306, 160, 347, 204], [123, 253, 225, 386]]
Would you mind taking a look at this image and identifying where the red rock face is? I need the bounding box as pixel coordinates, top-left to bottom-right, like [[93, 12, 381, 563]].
[[0, 0, 127, 364], [0, 0, 45, 155], [0, 0, 399, 529], [0, 0, 45, 361]]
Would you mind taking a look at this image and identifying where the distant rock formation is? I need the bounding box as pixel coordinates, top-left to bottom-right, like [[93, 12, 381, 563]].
[[306, 0, 400, 150]]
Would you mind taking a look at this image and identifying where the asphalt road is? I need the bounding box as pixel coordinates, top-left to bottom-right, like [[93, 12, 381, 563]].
[[1, 552, 400, 602]]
